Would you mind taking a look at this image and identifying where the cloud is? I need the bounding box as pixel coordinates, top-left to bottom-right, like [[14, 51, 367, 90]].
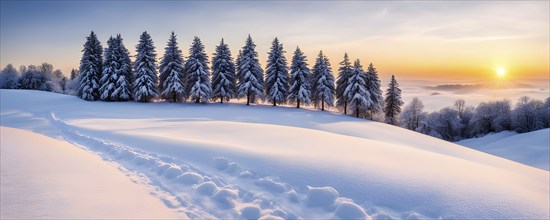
[[424, 84, 484, 92], [424, 81, 535, 94]]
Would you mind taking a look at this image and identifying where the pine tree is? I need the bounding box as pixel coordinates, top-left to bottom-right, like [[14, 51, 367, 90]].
[[70, 68, 78, 80], [237, 35, 264, 105], [344, 59, 371, 118], [185, 37, 211, 103], [78, 31, 103, 101], [265, 38, 289, 106], [211, 38, 236, 103], [288, 47, 311, 108], [112, 34, 133, 101], [336, 53, 353, 114], [365, 63, 382, 119], [384, 75, 403, 125], [159, 32, 185, 102], [133, 31, 158, 102], [311, 50, 335, 111], [99, 36, 118, 101], [235, 50, 243, 91]]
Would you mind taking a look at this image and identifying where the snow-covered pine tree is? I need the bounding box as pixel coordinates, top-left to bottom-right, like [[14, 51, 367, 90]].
[[159, 32, 186, 102], [185, 37, 212, 103], [344, 59, 371, 118], [365, 63, 382, 119], [237, 35, 264, 105], [384, 75, 403, 125], [235, 50, 243, 92], [311, 50, 335, 111], [211, 38, 236, 103], [112, 34, 133, 101], [77, 31, 103, 101], [264, 38, 289, 106], [336, 53, 353, 114], [70, 68, 78, 80], [133, 31, 158, 102], [288, 47, 311, 108], [99, 36, 119, 101]]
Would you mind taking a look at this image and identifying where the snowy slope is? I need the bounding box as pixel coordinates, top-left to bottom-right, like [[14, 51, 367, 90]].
[[0, 126, 184, 219], [456, 129, 550, 171], [1, 89, 549, 219]]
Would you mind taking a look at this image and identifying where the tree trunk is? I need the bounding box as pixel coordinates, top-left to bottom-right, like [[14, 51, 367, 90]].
[[221, 98, 223, 104], [344, 102, 347, 114], [356, 107, 359, 118], [246, 94, 250, 105], [273, 100, 276, 106], [321, 94, 325, 111], [297, 99, 300, 108]]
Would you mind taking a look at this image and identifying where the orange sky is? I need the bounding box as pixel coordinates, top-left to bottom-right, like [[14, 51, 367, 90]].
[[1, 1, 548, 81]]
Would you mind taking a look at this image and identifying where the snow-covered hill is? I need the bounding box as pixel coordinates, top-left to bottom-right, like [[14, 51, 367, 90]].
[[1, 89, 548, 219], [456, 129, 550, 171], [0, 126, 183, 219]]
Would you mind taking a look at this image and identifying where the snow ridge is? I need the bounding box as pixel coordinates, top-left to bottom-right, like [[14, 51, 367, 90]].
[[48, 113, 376, 219]]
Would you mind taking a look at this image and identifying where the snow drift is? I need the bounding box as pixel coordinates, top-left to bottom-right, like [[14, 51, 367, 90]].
[[1, 89, 548, 219], [456, 129, 550, 171]]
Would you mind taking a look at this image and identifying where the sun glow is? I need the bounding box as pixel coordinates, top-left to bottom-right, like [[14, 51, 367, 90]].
[[497, 67, 506, 77]]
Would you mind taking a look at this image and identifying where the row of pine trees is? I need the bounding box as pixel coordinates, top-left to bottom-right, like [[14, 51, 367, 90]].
[[77, 31, 403, 122]]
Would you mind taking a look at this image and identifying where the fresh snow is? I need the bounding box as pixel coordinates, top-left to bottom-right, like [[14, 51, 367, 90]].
[[0, 126, 183, 219], [1, 89, 548, 219], [456, 129, 550, 171]]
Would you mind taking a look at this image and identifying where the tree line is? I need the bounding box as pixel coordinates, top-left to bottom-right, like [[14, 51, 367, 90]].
[[400, 96, 550, 141], [72, 31, 402, 121], [2, 31, 547, 141]]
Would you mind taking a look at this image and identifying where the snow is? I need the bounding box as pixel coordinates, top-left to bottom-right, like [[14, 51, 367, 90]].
[[456, 129, 550, 171], [177, 172, 204, 185], [304, 186, 339, 207], [0, 126, 183, 219], [1, 89, 549, 219], [334, 201, 368, 219], [197, 181, 218, 196], [239, 205, 262, 219]]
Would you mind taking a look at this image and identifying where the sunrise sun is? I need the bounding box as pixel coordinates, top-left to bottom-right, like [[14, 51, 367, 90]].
[[497, 67, 506, 77]]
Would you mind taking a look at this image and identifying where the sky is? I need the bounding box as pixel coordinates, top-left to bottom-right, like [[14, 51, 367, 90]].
[[1, 1, 549, 82]]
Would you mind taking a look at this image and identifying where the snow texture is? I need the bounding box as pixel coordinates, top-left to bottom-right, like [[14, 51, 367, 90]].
[[0, 126, 182, 219], [1, 89, 548, 219], [456, 129, 550, 171]]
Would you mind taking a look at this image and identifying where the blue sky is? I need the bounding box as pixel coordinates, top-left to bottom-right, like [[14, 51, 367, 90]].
[[1, 1, 548, 80]]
